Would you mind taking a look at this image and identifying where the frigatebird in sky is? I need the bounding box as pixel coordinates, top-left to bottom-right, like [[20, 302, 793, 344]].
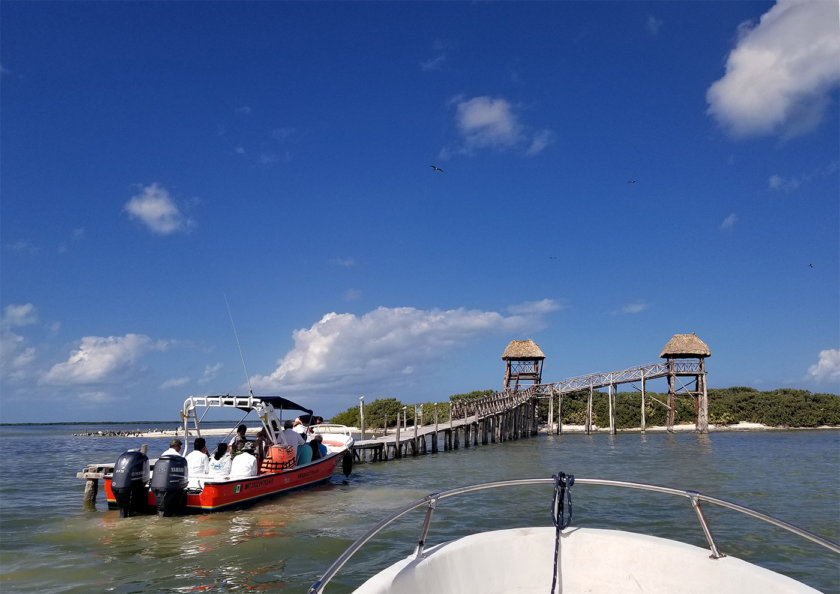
[[430, 165, 444, 172]]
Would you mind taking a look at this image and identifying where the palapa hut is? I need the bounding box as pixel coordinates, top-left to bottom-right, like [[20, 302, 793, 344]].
[[659, 333, 711, 359], [660, 333, 711, 433], [502, 339, 545, 391]]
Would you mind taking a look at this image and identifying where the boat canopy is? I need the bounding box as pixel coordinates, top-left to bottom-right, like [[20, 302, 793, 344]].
[[234, 395, 313, 416]]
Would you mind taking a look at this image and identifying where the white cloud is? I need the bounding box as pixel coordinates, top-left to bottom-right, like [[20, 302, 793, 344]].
[[198, 362, 223, 384], [344, 288, 362, 301], [507, 299, 563, 316], [526, 129, 555, 156], [161, 376, 190, 389], [2, 303, 38, 327], [769, 161, 838, 192], [0, 304, 39, 382], [249, 302, 558, 393], [808, 348, 840, 383], [41, 333, 168, 385], [719, 213, 737, 230], [706, 0, 840, 138], [124, 183, 195, 235], [621, 302, 648, 314], [450, 96, 553, 156], [330, 257, 357, 267]]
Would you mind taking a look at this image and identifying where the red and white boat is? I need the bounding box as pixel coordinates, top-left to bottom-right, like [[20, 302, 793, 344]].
[[79, 394, 354, 516]]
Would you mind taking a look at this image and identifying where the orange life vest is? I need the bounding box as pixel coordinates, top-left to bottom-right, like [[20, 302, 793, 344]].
[[260, 444, 296, 473]]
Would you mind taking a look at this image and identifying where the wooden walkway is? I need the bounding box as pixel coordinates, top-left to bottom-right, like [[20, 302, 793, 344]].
[[350, 359, 709, 463]]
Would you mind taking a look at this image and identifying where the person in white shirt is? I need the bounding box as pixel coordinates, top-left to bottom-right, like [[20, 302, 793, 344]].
[[208, 442, 232, 477], [230, 441, 258, 477], [161, 438, 184, 457], [185, 437, 209, 476]]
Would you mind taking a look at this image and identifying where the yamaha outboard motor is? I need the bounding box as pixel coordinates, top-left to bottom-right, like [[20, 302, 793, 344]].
[[150, 456, 188, 517], [112, 450, 150, 517]]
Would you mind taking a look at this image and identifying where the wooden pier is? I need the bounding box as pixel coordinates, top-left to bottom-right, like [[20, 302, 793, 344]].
[[350, 334, 711, 463], [352, 387, 540, 462]]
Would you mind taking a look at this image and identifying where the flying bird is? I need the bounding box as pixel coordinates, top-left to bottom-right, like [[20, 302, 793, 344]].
[[809, 263, 814, 268], [627, 180, 638, 184], [430, 165, 444, 172]]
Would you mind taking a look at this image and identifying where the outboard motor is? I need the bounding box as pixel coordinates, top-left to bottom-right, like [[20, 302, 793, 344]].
[[112, 450, 150, 517], [150, 456, 188, 517]]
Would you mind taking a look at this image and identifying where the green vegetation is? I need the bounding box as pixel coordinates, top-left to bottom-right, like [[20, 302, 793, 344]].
[[540, 387, 840, 428], [331, 388, 840, 429]]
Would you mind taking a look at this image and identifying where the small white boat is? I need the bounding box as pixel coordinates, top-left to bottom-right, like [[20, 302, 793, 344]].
[[309, 475, 840, 593]]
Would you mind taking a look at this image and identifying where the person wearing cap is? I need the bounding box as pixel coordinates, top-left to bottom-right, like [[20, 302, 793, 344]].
[[281, 420, 304, 448], [229, 424, 248, 454], [230, 441, 258, 477], [186, 437, 210, 476], [161, 438, 184, 457]]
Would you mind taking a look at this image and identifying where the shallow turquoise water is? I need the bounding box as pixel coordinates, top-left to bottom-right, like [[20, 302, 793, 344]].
[[0, 425, 837, 592]]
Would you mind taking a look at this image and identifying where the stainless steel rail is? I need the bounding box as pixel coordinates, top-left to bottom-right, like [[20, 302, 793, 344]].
[[308, 476, 840, 594]]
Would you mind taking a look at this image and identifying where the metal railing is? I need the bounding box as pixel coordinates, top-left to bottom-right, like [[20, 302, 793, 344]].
[[308, 476, 840, 593]]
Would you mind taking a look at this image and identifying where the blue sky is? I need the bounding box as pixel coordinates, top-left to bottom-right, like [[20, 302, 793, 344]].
[[2, 1, 838, 423]]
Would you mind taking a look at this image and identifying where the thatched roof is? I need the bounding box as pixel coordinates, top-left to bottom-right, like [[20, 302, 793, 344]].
[[501, 339, 546, 360], [660, 333, 711, 358]]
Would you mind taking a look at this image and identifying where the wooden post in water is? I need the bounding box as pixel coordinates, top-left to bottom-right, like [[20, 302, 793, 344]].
[[432, 403, 439, 453], [586, 386, 593, 435], [394, 412, 402, 459], [609, 382, 617, 435], [557, 390, 563, 434], [697, 358, 709, 434], [413, 405, 419, 456], [359, 396, 366, 441], [640, 372, 647, 433], [548, 395, 554, 434]]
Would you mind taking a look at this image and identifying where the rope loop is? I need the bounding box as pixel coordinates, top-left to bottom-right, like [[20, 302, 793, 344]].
[[550, 472, 574, 593], [551, 472, 574, 530]]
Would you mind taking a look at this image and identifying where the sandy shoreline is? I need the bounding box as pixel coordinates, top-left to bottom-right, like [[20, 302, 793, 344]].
[[98, 421, 838, 439]]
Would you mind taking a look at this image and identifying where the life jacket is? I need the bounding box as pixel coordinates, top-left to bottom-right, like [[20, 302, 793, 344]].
[[260, 444, 296, 473]]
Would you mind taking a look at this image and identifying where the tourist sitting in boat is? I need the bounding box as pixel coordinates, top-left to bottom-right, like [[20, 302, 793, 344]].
[[186, 437, 209, 476], [208, 443, 232, 477], [309, 435, 326, 461], [296, 440, 313, 465], [254, 428, 272, 461], [161, 438, 184, 457], [230, 441, 258, 477], [280, 420, 305, 448], [229, 424, 248, 454]]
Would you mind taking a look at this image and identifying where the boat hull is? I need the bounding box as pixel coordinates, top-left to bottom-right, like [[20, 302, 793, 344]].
[[105, 451, 345, 513], [354, 527, 819, 594]]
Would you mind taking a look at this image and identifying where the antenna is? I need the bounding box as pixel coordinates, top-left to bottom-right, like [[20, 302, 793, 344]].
[[224, 294, 254, 397]]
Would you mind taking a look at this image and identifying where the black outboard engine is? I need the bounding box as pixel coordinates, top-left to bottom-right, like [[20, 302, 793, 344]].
[[150, 456, 188, 517], [112, 450, 150, 517]]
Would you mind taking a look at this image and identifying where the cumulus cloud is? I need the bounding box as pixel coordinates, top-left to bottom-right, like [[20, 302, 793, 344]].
[[706, 0, 840, 138], [124, 183, 195, 235], [449, 96, 554, 156], [41, 333, 168, 385], [2, 303, 38, 327], [249, 302, 559, 393], [0, 304, 38, 382], [808, 348, 840, 383]]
